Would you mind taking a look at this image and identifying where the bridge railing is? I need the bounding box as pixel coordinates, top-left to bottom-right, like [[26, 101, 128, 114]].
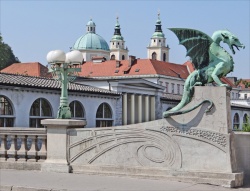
[[0, 128, 47, 162]]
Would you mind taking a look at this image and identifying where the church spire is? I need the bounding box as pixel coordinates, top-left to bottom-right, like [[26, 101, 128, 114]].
[[110, 16, 128, 60], [147, 11, 169, 62], [114, 16, 122, 36], [155, 11, 163, 33]]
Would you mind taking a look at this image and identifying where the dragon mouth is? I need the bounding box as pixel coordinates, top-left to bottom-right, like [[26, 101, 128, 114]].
[[231, 44, 240, 54]]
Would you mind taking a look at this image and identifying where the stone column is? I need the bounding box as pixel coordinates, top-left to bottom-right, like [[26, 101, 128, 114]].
[[122, 93, 128, 125], [7, 135, 17, 161], [27, 135, 37, 162], [17, 135, 27, 161], [138, 95, 142, 123], [150, 96, 156, 121], [0, 134, 7, 161], [145, 95, 150, 122], [130, 94, 135, 124], [41, 119, 86, 173], [37, 135, 47, 161]]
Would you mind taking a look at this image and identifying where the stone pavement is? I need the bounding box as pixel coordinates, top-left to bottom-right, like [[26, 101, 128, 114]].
[[0, 169, 249, 191]]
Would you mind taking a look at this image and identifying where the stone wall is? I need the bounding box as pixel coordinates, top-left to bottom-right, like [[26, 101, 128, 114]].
[[65, 87, 244, 187], [234, 132, 250, 176]]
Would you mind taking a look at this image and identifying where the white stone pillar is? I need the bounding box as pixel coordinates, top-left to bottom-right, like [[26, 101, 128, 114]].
[[138, 95, 142, 123], [150, 96, 156, 121], [122, 93, 128, 125], [41, 119, 86, 173], [145, 95, 150, 122], [130, 94, 135, 124]]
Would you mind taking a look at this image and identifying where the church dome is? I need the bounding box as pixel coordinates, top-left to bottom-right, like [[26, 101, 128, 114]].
[[73, 33, 110, 51], [73, 19, 110, 51]]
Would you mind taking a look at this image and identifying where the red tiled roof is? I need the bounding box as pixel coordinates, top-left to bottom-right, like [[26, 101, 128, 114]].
[[221, 77, 236, 87], [238, 79, 250, 90], [79, 59, 189, 79], [0, 62, 51, 78], [183, 61, 195, 73]]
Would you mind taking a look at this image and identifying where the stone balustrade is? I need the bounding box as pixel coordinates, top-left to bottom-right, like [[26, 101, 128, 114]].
[[0, 128, 47, 162]]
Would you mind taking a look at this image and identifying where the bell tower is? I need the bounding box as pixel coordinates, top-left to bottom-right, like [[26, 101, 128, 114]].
[[110, 17, 129, 60], [147, 12, 169, 62]]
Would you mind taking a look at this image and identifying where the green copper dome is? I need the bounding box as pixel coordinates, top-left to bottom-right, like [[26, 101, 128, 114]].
[[73, 33, 110, 51], [87, 19, 96, 26], [152, 32, 165, 38], [111, 17, 124, 41], [152, 13, 165, 38], [73, 19, 110, 51]]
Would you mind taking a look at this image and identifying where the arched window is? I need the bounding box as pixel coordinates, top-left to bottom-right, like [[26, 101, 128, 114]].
[[152, 52, 157, 60], [96, 103, 113, 127], [0, 95, 14, 127], [243, 114, 249, 124], [111, 55, 115, 60], [233, 113, 240, 130], [69, 100, 85, 119], [122, 55, 125, 60], [29, 98, 52, 128], [163, 53, 166, 62]]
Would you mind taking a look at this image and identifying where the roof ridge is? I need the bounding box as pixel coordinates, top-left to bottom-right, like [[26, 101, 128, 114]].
[[0, 72, 51, 80]]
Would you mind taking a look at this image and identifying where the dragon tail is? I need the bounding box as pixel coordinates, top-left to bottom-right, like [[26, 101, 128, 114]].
[[163, 99, 213, 118]]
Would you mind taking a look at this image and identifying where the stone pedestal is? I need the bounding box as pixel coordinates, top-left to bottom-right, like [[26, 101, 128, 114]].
[[41, 119, 86, 173], [65, 87, 243, 187]]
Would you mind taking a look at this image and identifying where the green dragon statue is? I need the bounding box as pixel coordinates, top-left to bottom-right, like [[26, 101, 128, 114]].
[[163, 28, 245, 118]]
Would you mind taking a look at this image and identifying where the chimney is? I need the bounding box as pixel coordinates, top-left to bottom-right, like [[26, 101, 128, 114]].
[[116, 60, 121, 68], [128, 55, 136, 67]]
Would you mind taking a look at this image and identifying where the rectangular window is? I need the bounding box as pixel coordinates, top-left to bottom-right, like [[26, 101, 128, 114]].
[[232, 92, 234, 99], [177, 84, 180, 94], [171, 83, 175, 94], [165, 82, 169, 93], [244, 94, 247, 99]]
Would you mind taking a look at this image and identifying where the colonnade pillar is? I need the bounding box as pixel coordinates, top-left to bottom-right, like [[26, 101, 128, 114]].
[[130, 94, 135, 124], [145, 95, 150, 122], [150, 96, 155, 120], [122, 93, 127, 125], [138, 95, 142, 123]]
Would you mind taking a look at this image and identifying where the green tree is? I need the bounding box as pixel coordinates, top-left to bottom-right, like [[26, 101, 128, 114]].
[[242, 116, 250, 132], [0, 34, 20, 70]]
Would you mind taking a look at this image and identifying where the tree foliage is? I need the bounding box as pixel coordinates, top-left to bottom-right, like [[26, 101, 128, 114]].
[[0, 34, 20, 70], [242, 116, 250, 132], [235, 79, 250, 88]]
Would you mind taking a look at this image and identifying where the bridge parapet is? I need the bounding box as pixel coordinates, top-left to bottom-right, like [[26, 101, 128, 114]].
[[0, 128, 47, 162]]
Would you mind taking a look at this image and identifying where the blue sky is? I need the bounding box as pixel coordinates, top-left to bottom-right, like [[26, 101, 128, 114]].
[[1, 0, 249, 78]]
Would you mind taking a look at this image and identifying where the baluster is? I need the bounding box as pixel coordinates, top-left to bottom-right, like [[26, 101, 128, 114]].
[[7, 135, 17, 161], [37, 135, 47, 161], [27, 135, 37, 162], [17, 135, 27, 161], [0, 134, 7, 161]]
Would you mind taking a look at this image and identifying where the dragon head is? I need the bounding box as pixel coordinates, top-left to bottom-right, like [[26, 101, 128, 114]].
[[221, 30, 245, 54]]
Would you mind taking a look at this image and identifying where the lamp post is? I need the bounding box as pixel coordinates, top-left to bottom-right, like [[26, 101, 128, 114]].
[[46, 50, 83, 119]]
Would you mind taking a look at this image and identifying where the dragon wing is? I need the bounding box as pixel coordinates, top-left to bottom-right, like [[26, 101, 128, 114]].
[[169, 28, 213, 69]]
